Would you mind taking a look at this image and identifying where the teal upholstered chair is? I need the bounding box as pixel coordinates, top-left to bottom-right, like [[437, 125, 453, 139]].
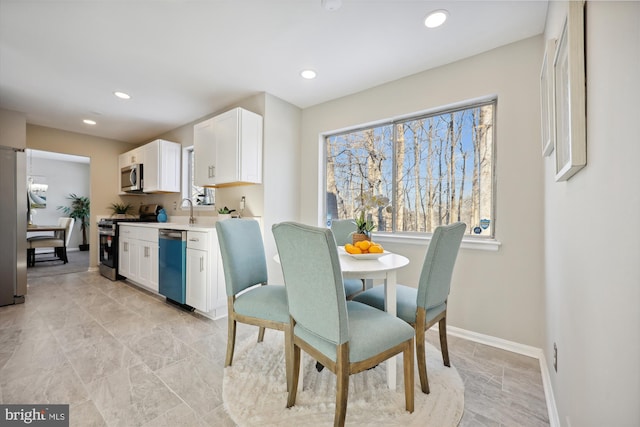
[[354, 222, 466, 394], [216, 219, 290, 369], [272, 221, 415, 427], [330, 219, 364, 299]]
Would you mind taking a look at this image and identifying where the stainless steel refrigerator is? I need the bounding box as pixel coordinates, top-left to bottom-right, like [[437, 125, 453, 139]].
[[0, 145, 27, 306]]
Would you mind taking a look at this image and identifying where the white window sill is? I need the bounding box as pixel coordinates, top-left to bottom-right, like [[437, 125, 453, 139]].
[[371, 232, 501, 252]]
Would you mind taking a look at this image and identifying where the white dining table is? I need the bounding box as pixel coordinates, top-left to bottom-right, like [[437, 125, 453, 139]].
[[276, 248, 410, 390], [338, 248, 410, 390]]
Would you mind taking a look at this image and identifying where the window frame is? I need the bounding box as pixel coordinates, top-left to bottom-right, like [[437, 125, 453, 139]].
[[181, 145, 215, 211], [322, 96, 499, 247]]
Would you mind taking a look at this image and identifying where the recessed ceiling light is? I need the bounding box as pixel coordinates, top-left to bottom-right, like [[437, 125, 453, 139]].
[[301, 69, 317, 79], [424, 9, 449, 28], [114, 91, 131, 99], [321, 0, 342, 12], [83, 119, 97, 125]]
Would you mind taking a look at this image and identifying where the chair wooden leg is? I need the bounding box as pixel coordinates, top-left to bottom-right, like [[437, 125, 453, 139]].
[[415, 309, 430, 394], [403, 338, 415, 413], [283, 322, 293, 393], [287, 341, 301, 408], [257, 326, 266, 343], [225, 316, 237, 367], [335, 343, 349, 427], [439, 315, 450, 367]]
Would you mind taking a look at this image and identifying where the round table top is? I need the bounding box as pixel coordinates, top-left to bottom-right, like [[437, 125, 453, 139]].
[[337, 250, 409, 274]]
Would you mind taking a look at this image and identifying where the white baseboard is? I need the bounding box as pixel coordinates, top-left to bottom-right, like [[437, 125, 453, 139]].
[[436, 324, 560, 427]]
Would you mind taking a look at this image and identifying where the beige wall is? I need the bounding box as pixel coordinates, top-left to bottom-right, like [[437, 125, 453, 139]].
[[300, 36, 545, 347], [544, 2, 640, 426], [26, 125, 134, 268], [0, 109, 26, 149]]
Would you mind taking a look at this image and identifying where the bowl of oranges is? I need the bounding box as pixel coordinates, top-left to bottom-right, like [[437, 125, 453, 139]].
[[342, 240, 388, 260]]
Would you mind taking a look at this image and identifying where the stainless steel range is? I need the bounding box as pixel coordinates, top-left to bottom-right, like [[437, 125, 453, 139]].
[[98, 204, 160, 280]]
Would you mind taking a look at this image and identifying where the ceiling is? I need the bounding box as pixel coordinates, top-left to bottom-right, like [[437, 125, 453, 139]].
[[0, 0, 548, 144]]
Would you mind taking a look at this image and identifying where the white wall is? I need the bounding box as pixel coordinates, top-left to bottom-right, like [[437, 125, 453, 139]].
[[543, 2, 640, 426], [300, 36, 545, 347], [27, 154, 90, 250]]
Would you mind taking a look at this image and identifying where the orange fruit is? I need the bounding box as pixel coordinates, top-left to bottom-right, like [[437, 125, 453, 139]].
[[345, 244, 362, 254], [369, 244, 384, 253], [355, 240, 371, 251]]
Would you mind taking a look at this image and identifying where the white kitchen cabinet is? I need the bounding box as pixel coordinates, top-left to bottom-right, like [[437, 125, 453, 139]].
[[193, 107, 263, 187], [186, 231, 208, 312], [119, 147, 144, 169], [185, 229, 227, 318], [143, 139, 181, 193], [136, 228, 159, 292], [118, 225, 136, 279], [118, 225, 158, 292], [118, 139, 180, 194]]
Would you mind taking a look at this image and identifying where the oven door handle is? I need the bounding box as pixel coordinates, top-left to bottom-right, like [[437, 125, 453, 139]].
[[99, 229, 116, 237]]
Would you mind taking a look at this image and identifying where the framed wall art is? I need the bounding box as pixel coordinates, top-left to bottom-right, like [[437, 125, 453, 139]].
[[553, 0, 586, 181], [540, 38, 556, 157]]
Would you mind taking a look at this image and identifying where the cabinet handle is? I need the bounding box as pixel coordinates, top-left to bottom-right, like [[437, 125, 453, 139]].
[[189, 238, 199, 242], [144, 246, 149, 257], [208, 165, 216, 178], [200, 256, 204, 272], [124, 242, 128, 252]]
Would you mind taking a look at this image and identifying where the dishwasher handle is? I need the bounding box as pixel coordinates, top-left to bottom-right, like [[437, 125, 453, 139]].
[[159, 229, 187, 240]]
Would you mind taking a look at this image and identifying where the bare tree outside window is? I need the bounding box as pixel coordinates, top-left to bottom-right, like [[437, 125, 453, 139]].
[[326, 99, 495, 237]]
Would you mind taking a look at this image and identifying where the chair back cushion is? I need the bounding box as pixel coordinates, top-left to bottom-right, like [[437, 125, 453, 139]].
[[273, 222, 349, 345], [216, 219, 269, 296], [330, 219, 357, 246], [417, 222, 466, 310], [58, 217, 74, 245]]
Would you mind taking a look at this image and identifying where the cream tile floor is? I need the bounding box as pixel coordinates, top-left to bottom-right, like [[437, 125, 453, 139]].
[[0, 271, 549, 426]]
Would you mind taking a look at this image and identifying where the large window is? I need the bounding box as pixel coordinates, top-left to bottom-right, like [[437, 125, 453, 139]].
[[325, 99, 495, 237]]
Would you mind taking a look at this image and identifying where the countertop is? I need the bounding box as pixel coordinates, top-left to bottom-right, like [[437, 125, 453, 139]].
[[113, 216, 261, 233], [122, 222, 218, 232]]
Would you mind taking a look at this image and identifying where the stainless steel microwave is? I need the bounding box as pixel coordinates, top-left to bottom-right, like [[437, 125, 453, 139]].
[[121, 163, 143, 193]]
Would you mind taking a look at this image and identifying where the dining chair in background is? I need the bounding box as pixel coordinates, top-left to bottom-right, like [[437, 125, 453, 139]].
[[216, 218, 291, 373], [27, 217, 74, 266], [330, 219, 364, 299], [353, 222, 466, 394], [272, 221, 415, 427]]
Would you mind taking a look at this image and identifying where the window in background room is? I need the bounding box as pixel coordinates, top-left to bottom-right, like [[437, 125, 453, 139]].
[[325, 98, 495, 238], [182, 146, 215, 209]]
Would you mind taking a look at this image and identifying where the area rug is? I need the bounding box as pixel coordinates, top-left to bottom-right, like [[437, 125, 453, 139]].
[[223, 332, 464, 426]]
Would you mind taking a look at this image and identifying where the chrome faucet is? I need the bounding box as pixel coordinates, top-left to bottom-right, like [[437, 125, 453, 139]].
[[182, 198, 195, 225]]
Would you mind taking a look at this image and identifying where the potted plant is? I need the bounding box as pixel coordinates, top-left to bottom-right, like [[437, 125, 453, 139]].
[[109, 202, 134, 218], [353, 210, 375, 244], [217, 206, 236, 220], [57, 193, 90, 251]]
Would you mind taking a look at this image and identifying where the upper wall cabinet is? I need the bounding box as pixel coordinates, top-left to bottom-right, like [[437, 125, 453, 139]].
[[143, 139, 181, 193], [193, 107, 263, 187], [119, 139, 181, 194]]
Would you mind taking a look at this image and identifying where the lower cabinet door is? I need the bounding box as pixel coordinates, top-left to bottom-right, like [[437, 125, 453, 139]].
[[138, 243, 159, 292], [186, 247, 208, 312]]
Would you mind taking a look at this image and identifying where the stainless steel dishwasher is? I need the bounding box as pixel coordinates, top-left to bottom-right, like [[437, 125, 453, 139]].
[[158, 229, 188, 307]]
